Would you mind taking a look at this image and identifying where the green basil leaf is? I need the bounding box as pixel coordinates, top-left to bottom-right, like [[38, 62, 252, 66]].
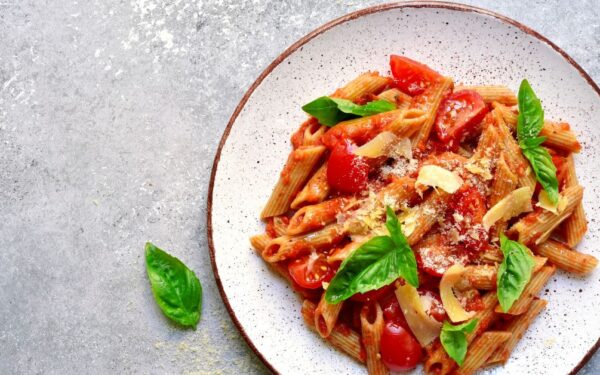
[[517, 79, 545, 141], [516, 79, 559, 205], [521, 143, 559, 204], [302, 96, 395, 127], [440, 319, 478, 366], [497, 234, 535, 312], [145, 242, 202, 328], [325, 206, 418, 304], [385, 206, 419, 288]]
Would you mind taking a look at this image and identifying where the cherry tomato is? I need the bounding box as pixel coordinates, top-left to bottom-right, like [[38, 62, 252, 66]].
[[287, 254, 333, 289], [380, 321, 423, 371], [327, 142, 370, 193], [350, 284, 394, 303], [390, 55, 442, 95], [434, 90, 488, 144], [449, 185, 489, 254], [418, 289, 446, 322], [379, 293, 410, 330], [414, 235, 465, 277]]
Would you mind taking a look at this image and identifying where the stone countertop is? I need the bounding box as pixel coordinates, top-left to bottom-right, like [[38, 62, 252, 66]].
[[0, 1, 598, 374]]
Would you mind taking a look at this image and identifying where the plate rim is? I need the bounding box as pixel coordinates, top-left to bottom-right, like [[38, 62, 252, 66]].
[[206, 2, 600, 374]]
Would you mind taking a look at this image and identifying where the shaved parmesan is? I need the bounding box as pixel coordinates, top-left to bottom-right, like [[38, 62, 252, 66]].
[[465, 158, 493, 180], [398, 210, 417, 237], [482, 187, 533, 230], [416, 165, 463, 194], [354, 131, 398, 158], [440, 264, 475, 323], [536, 190, 568, 214], [394, 282, 442, 346]]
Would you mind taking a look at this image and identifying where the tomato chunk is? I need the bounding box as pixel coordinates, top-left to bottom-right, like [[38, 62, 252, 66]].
[[390, 55, 442, 95], [434, 90, 488, 143], [418, 289, 446, 322], [288, 254, 333, 289], [350, 284, 394, 303], [327, 142, 370, 193], [449, 185, 488, 254], [380, 321, 423, 371]]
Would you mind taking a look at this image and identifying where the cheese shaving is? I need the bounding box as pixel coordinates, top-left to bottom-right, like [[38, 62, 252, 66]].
[[482, 186, 533, 230], [354, 131, 398, 158], [440, 264, 475, 323], [394, 283, 442, 346], [536, 190, 568, 214], [465, 158, 493, 180], [416, 165, 463, 194]]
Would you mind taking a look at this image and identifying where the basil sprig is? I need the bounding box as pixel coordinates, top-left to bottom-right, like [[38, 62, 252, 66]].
[[325, 206, 418, 304], [145, 242, 202, 328], [517, 79, 559, 204], [302, 96, 395, 127], [440, 319, 478, 366], [497, 234, 535, 312]]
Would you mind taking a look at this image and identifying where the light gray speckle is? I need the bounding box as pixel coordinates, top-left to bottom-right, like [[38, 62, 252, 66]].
[[0, 0, 598, 374]]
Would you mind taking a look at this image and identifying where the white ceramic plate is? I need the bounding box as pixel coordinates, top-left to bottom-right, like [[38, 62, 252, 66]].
[[208, 3, 600, 374]]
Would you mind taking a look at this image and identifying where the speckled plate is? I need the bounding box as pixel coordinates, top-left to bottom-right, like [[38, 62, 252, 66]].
[[208, 2, 600, 374]]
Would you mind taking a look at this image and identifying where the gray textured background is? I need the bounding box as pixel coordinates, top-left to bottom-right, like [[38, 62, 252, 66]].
[[0, 1, 598, 374]]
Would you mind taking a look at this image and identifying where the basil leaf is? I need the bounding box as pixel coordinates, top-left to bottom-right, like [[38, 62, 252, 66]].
[[497, 234, 535, 312], [440, 319, 478, 366], [517, 79, 545, 140], [521, 142, 559, 204], [385, 206, 419, 288], [302, 96, 395, 127], [516, 79, 559, 205], [325, 206, 419, 304], [145, 242, 202, 328]]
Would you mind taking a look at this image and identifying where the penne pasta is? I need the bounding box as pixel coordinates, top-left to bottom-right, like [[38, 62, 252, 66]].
[[385, 108, 428, 137], [412, 77, 454, 149], [291, 163, 330, 209], [314, 294, 344, 338], [492, 102, 582, 153], [406, 190, 451, 245], [261, 145, 326, 218], [302, 300, 365, 363], [249, 233, 271, 252], [534, 240, 598, 275], [509, 185, 584, 246], [463, 264, 497, 290], [456, 85, 517, 106], [331, 71, 392, 101], [424, 292, 499, 375], [495, 265, 555, 315], [273, 216, 289, 237], [262, 223, 344, 263], [360, 303, 388, 375], [377, 88, 412, 110], [562, 154, 587, 247], [454, 331, 511, 375], [486, 299, 547, 365], [287, 197, 356, 235]]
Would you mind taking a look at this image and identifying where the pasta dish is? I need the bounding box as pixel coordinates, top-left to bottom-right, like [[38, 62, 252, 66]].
[[250, 55, 597, 374]]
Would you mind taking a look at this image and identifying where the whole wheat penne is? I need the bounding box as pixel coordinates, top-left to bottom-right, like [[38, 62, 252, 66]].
[[424, 292, 499, 375], [413, 77, 454, 149], [377, 88, 412, 110], [456, 85, 517, 106], [492, 102, 582, 153], [493, 114, 536, 190], [385, 108, 428, 137], [407, 190, 451, 245], [249, 233, 271, 252], [291, 163, 329, 209], [261, 145, 326, 218], [287, 197, 356, 235], [509, 185, 584, 246], [486, 299, 547, 365], [360, 303, 388, 375], [272, 216, 289, 237], [489, 154, 518, 207], [463, 265, 497, 290], [314, 294, 344, 338], [534, 240, 598, 275], [496, 265, 555, 315], [302, 300, 365, 363], [291, 118, 327, 148], [262, 223, 344, 263], [322, 109, 405, 148], [454, 331, 511, 375], [331, 72, 391, 101], [562, 154, 587, 246]]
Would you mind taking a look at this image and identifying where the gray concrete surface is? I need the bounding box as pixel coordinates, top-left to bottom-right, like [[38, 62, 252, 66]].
[[0, 0, 598, 374]]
